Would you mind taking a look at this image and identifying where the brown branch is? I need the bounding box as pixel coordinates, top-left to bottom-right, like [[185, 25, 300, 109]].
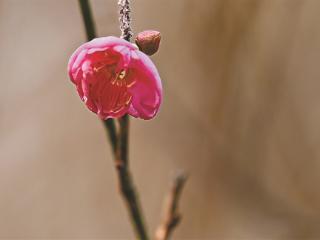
[[78, 0, 96, 41], [78, 1, 148, 239], [155, 172, 188, 240], [78, 0, 117, 152], [115, 115, 149, 240], [114, 1, 149, 238]]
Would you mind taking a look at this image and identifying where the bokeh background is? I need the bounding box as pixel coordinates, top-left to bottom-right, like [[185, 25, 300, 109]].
[[1, 0, 320, 239]]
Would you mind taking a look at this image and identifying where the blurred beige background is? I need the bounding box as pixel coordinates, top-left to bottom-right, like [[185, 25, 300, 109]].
[[1, 0, 320, 239]]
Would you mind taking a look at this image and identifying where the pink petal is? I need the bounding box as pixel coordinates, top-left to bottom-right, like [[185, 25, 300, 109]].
[[127, 50, 162, 120], [68, 36, 162, 120], [68, 36, 135, 83], [86, 36, 135, 51], [68, 48, 88, 84]]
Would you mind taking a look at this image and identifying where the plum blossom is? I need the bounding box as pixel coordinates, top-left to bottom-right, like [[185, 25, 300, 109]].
[[68, 36, 162, 120]]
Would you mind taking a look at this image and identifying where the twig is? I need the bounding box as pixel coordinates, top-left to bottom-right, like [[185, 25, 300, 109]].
[[103, 119, 117, 155], [118, 0, 133, 41], [155, 172, 188, 240], [115, 115, 149, 240], [78, 0, 117, 151], [78, 0, 96, 41], [78, 1, 149, 239], [78, 1, 187, 239], [116, 1, 149, 239]]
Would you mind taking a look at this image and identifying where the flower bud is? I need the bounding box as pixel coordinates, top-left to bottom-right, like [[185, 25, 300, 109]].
[[135, 30, 161, 56]]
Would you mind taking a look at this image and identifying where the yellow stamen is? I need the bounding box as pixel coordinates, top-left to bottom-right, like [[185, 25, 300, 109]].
[[93, 65, 104, 72], [126, 81, 136, 88], [118, 70, 126, 79]]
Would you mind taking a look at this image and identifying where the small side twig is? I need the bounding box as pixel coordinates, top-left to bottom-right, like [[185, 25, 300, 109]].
[[155, 172, 188, 240]]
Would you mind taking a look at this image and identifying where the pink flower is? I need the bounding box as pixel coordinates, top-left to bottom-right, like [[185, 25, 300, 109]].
[[68, 36, 162, 120]]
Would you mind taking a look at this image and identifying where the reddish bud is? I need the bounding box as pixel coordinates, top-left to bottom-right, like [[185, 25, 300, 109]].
[[135, 30, 161, 56]]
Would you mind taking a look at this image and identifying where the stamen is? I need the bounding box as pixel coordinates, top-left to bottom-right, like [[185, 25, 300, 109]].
[[118, 69, 126, 79], [126, 80, 136, 88], [125, 96, 132, 105], [93, 65, 132, 115], [111, 69, 127, 85], [93, 65, 105, 72]]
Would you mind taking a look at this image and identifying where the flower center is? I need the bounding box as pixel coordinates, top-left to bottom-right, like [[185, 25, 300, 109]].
[[118, 69, 126, 79], [93, 66, 132, 116]]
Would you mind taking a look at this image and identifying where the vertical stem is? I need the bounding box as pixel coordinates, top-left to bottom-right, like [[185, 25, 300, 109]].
[[103, 119, 117, 154], [116, 1, 149, 239], [77, 0, 149, 239], [117, 115, 129, 166], [78, 0, 96, 41], [78, 0, 117, 152], [118, 0, 133, 41], [115, 115, 149, 240]]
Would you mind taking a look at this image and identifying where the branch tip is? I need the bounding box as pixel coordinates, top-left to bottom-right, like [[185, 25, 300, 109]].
[[155, 170, 188, 240]]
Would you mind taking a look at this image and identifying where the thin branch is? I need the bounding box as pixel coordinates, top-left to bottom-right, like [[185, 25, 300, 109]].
[[155, 172, 188, 240], [115, 115, 149, 240], [118, 0, 133, 41], [77, 1, 149, 239], [115, 1, 149, 238], [78, 0, 117, 155], [78, 0, 96, 41], [103, 119, 117, 154]]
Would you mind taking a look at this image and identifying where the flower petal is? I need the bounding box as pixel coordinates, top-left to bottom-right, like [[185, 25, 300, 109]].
[[68, 48, 88, 84], [86, 36, 136, 51], [127, 50, 162, 120], [68, 37, 162, 120], [68, 36, 135, 84]]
